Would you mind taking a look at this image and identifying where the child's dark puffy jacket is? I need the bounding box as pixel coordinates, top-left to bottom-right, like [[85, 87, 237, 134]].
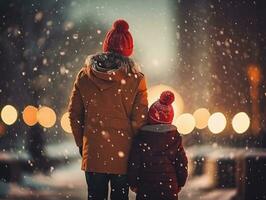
[[128, 124, 188, 200]]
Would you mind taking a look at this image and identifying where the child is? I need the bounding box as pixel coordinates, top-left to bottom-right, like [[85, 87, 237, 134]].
[[128, 91, 188, 200]]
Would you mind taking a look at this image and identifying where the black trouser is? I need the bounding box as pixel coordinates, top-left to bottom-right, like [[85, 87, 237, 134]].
[[85, 172, 129, 200]]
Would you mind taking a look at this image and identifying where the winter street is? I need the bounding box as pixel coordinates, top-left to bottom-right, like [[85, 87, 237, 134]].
[[1, 1, 266, 200], [1, 141, 263, 200], [0, 158, 236, 200]]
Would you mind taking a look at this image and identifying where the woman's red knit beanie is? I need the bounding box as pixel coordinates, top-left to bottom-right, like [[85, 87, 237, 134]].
[[103, 19, 133, 57]]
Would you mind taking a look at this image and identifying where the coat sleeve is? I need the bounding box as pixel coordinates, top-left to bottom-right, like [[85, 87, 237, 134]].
[[68, 71, 85, 147], [175, 135, 188, 187], [128, 137, 141, 187], [130, 75, 148, 135]]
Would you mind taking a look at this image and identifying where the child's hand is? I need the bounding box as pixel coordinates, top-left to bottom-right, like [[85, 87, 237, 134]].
[[130, 186, 138, 193]]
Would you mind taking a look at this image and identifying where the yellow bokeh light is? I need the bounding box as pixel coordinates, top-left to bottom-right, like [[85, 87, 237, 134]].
[[148, 84, 184, 126], [23, 105, 38, 126], [61, 112, 72, 133], [193, 108, 211, 129], [37, 106, 56, 128], [232, 112, 250, 134], [1, 105, 18, 125], [208, 112, 226, 134], [176, 113, 196, 135]]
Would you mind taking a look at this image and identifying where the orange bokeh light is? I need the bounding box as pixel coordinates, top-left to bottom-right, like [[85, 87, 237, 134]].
[[23, 105, 38, 126], [60, 112, 72, 133], [37, 106, 56, 128], [247, 65, 262, 85]]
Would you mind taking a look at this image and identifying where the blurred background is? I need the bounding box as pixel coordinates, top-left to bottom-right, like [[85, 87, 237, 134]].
[[0, 0, 266, 200]]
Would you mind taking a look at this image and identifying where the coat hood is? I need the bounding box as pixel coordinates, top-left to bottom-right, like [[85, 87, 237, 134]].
[[84, 52, 140, 90]]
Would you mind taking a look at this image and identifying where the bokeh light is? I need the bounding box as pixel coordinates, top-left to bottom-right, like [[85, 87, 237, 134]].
[[61, 112, 72, 133], [37, 106, 56, 128], [176, 113, 196, 135], [208, 112, 227, 134], [247, 65, 262, 85], [193, 108, 211, 129], [148, 84, 184, 126], [232, 112, 250, 134], [0, 105, 18, 125], [118, 151, 125, 158], [23, 105, 38, 126]]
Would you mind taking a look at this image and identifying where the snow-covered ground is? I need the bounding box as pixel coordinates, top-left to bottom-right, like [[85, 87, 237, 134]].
[[0, 141, 239, 200], [0, 150, 236, 200], [4, 142, 266, 200], [1, 160, 236, 200]]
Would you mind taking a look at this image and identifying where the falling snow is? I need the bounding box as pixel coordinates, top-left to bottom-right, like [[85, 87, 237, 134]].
[[0, 0, 266, 200]]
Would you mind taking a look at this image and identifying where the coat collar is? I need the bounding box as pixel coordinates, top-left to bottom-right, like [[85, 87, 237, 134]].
[[84, 52, 140, 91], [140, 124, 177, 133]]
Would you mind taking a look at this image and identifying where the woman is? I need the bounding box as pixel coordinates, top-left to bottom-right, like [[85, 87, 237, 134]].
[[68, 19, 148, 200]]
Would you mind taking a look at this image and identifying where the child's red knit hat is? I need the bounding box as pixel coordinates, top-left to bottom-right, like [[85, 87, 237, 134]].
[[148, 91, 175, 124], [103, 19, 133, 57]]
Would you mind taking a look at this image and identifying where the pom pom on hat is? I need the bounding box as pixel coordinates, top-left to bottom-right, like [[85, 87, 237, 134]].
[[113, 19, 129, 32], [103, 19, 133, 57], [159, 91, 175, 105]]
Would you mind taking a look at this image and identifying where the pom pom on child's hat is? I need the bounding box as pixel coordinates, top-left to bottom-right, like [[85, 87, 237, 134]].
[[148, 91, 175, 124], [159, 91, 175, 105], [113, 19, 129, 32], [103, 19, 133, 57]]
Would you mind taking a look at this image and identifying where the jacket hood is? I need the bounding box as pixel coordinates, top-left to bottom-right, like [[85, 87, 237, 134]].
[[84, 52, 140, 90]]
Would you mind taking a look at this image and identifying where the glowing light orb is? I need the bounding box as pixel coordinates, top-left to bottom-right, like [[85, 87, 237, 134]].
[[208, 112, 226, 134], [193, 108, 211, 129], [176, 113, 196, 135], [37, 106, 56, 128], [1, 105, 18, 125], [118, 151, 125, 158], [23, 105, 38, 126], [60, 112, 72, 133], [148, 84, 184, 126], [232, 112, 250, 134]]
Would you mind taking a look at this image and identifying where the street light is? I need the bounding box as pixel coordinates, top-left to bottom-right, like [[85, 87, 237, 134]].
[[0, 105, 18, 125], [232, 112, 250, 134], [23, 105, 38, 126], [208, 112, 227, 134], [60, 112, 72, 133], [176, 113, 196, 135], [193, 108, 210, 129], [37, 106, 56, 128]]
